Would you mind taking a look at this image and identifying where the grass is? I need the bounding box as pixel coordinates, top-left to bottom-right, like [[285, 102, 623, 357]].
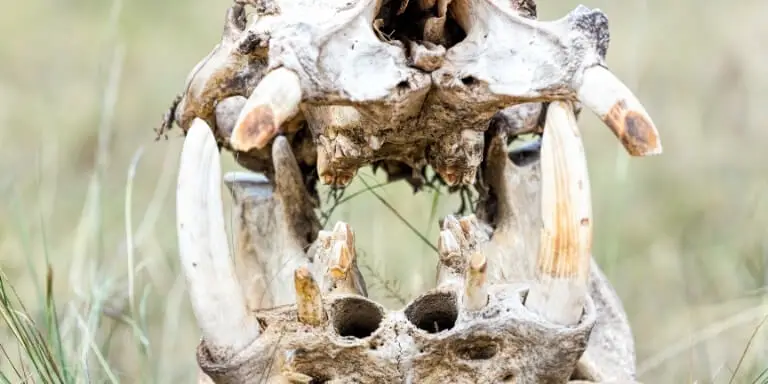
[[1, 0, 768, 382]]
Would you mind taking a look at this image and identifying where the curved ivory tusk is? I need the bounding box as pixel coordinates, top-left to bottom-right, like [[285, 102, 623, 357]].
[[230, 67, 302, 151], [525, 101, 592, 326], [176, 118, 260, 356], [577, 65, 662, 157]]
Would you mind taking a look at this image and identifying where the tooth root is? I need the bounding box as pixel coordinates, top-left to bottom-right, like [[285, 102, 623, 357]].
[[463, 251, 488, 311], [577, 65, 662, 157], [230, 67, 302, 152], [294, 266, 325, 326], [525, 101, 592, 326]]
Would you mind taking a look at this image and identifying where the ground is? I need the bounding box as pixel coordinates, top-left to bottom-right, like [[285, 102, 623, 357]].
[[0, 0, 767, 382]]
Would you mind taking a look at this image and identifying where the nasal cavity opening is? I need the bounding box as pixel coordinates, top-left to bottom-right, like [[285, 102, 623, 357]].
[[404, 291, 458, 333], [331, 297, 384, 339], [374, 0, 467, 49]]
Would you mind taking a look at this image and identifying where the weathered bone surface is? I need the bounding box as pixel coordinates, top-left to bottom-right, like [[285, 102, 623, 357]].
[[162, 0, 661, 189], [177, 114, 641, 383]]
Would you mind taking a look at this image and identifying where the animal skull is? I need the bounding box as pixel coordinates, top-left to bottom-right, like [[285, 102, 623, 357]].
[[168, 0, 660, 382]]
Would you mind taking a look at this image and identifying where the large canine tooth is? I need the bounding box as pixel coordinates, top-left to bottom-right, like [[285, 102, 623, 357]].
[[176, 118, 259, 357], [525, 101, 592, 326], [294, 266, 326, 326], [577, 65, 662, 156], [230, 67, 302, 151], [463, 251, 489, 311]]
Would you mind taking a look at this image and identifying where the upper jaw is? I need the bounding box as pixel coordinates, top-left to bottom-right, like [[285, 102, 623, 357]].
[[168, 0, 660, 188]]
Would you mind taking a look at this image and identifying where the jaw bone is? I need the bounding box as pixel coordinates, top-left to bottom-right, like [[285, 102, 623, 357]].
[[177, 108, 643, 383], [167, 0, 661, 191]]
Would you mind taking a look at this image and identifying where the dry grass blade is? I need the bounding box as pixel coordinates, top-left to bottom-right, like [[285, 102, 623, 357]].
[[0, 270, 67, 384]]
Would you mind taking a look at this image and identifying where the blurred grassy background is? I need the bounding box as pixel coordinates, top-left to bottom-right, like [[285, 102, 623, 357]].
[[1, 0, 767, 382]]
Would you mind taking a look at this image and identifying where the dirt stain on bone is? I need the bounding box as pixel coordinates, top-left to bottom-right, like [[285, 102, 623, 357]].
[[237, 105, 276, 149], [605, 100, 659, 156]]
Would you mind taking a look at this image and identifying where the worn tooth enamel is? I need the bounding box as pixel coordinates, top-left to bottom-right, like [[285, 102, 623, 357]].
[[577, 65, 662, 156], [525, 101, 592, 326], [294, 266, 325, 326], [230, 68, 302, 152], [463, 251, 489, 311], [328, 241, 352, 280]]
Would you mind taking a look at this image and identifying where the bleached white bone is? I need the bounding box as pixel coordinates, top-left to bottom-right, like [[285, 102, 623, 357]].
[[525, 101, 593, 326], [176, 118, 260, 358]]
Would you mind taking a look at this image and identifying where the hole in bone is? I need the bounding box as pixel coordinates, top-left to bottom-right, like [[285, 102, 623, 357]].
[[375, 0, 467, 49], [501, 373, 516, 383], [404, 291, 458, 333], [518, 288, 529, 306], [454, 336, 499, 360], [331, 297, 384, 339], [461, 76, 477, 86]]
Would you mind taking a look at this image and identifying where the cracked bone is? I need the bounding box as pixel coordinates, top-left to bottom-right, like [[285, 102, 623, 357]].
[[524, 101, 593, 326]]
